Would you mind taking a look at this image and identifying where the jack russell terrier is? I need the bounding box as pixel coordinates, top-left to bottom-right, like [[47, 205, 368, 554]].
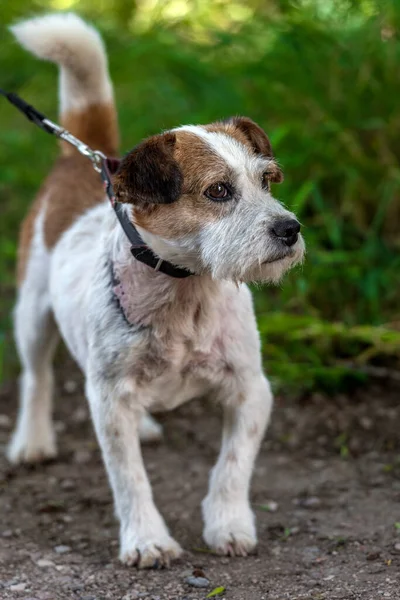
[[7, 13, 305, 568]]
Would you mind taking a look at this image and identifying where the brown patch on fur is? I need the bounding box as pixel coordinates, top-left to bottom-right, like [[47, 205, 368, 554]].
[[18, 154, 107, 285], [18, 97, 119, 284], [133, 131, 233, 238], [61, 102, 119, 157], [44, 155, 107, 248], [205, 121, 254, 149], [206, 118, 284, 183]]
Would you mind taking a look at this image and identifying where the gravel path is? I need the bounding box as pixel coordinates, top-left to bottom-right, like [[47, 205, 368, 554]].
[[1, 367, 399, 600]]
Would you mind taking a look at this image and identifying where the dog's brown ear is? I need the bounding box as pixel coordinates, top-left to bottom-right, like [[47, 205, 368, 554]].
[[113, 132, 183, 206], [226, 116, 283, 183], [226, 116, 273, 158]]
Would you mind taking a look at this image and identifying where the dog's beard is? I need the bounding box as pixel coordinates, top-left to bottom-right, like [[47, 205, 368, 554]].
[[136, 222, 305, 284], [204, 237, 305, 284]]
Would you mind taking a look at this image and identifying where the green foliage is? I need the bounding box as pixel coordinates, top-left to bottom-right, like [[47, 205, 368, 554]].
[[0, 0, 399, 392], [256, 309, 400, 393]]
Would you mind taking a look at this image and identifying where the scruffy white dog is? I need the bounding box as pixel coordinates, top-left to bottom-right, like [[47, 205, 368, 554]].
[[7, 13, 305, 568]]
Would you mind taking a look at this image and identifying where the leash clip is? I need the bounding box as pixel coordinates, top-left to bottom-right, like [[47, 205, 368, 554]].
[[42, 118, 106, 172]]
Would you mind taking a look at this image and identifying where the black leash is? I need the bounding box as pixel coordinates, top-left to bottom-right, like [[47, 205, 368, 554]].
[[0, 88, 192, 279]]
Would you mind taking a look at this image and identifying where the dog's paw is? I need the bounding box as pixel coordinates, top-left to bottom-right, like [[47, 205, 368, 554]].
[[202, 499, 257, 557], [204, 527, 257, 557], [7, 428, 57, 464], [139, 413, 163, 444], [120, 536, 183, 568]]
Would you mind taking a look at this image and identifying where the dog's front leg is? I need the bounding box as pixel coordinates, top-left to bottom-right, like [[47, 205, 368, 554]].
[[86, 376, 182, 568], [202, 374, 273, 556]]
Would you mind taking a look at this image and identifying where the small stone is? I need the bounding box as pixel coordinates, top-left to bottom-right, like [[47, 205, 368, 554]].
[[62, 515, 73, 523], [67, 583, 84, 591], [290, 526, 300, 535], [294, 496, 321, 508], [185, 576, 209, 588], [2, 530, 13, 538], [64, 380, 78, 394], [10, 583, 27, 591], [72, 407, 88, 422], [393, 542, 400, 552], [54, 421, 66, 433], [60, 479, 75, 490], [4, 579, 19, 588], [36, 559, 54, 568], [0, 414, 11, 428], [54, 545, 71, 554], [360, 416, 373, 430], [73, 449, 92, 464], [367, 551, 381, 561]]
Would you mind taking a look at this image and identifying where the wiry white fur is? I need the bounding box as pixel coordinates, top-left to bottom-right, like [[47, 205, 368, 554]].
[[10, 13, 113, 113]]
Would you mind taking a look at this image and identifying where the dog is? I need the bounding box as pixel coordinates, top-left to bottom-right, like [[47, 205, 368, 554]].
[[7, 13, 305, 568]]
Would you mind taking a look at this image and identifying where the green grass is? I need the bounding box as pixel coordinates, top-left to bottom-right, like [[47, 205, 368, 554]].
[[0, 0, 399, 393]]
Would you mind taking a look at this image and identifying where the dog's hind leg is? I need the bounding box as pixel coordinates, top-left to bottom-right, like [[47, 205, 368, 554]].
[[7, 203, 59, 464]]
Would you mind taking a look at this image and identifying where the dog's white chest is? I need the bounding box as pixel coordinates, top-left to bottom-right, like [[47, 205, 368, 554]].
[[128, 333, 232, 412]]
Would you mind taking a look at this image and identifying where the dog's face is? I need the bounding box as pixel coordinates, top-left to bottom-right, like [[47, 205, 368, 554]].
[[114, 117, 305, 283]]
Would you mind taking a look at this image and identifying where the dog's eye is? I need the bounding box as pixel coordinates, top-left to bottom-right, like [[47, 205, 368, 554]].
[[205, 183, 231, 201], [262, 172, 272, 191]]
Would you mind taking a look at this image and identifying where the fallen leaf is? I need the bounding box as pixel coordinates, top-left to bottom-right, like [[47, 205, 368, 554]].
[[206, 586, 226, 598]]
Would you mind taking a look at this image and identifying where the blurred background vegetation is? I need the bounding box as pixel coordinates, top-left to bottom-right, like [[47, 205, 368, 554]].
[[0, 0, 399, 394]]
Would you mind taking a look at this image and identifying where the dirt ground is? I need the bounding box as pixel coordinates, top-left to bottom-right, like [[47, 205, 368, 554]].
[[0, 363, 399, 600]]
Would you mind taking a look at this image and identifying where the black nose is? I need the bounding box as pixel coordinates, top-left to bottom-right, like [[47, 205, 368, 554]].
[[271, 218, 301, 247]]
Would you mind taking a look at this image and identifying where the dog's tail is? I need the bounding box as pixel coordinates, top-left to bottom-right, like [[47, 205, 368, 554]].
[[11, 13, 119, 157]]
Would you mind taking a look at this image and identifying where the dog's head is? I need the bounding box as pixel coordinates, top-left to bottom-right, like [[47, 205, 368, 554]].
[[113, 117, 305, 283]]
